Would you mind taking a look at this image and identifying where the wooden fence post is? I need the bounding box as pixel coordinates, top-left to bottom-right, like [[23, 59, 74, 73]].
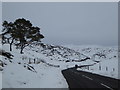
[[106, 67, 108, 71]]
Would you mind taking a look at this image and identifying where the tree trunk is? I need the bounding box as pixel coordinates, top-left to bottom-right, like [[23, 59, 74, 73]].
[[10, 43, 12, 51], [9, 38, 14, 51], [20, 43, 25, 54], [20, 48, 23, 54], [20, 46, 24, 54]]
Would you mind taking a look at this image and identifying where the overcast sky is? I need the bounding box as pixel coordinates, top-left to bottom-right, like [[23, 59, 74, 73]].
[[2, 2, 118, 46]]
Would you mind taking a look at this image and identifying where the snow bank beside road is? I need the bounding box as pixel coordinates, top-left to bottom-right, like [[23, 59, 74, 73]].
[[3, 63, 68, 88], [77, 58, 118, 79], [1, 44, 68, 88]]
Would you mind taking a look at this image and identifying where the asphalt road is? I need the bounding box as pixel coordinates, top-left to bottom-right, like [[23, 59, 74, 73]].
[[62, 68, 120, 89]]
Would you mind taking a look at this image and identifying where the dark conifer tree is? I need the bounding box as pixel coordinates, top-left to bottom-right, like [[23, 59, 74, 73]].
[[2, 18, 44, 54]]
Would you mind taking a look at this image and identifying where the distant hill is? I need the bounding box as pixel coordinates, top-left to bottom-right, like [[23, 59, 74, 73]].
[[25, 43, 90, 62]]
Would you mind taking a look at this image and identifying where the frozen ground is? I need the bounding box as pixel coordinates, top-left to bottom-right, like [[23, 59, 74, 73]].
[[1, 44, 69, 88], [65, 45, 119, 79], [3, 63, 68, 88], [0, 44, 119, 88]]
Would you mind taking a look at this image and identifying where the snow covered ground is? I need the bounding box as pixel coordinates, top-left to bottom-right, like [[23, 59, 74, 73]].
[[0, 43, 119, 88], [3, 63, 68, 88], [1, 44, 69, 88], [65, 45, 119, 79]]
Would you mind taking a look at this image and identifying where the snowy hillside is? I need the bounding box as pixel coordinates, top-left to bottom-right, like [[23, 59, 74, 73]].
[[64, 45, 119, 79], [26, 43, 89, 62], [0, 43, 119, 88], [0, 43, 92, 88], [64, 45, 118, 60], [1, 44, 69, 88]]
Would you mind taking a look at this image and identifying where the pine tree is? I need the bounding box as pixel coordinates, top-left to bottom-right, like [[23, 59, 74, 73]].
[[2, 18, 44, 54], [14, 18, 44, 54]]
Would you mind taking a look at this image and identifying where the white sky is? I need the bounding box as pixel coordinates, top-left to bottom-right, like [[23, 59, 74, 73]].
[[2, 2, 118, 46]]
